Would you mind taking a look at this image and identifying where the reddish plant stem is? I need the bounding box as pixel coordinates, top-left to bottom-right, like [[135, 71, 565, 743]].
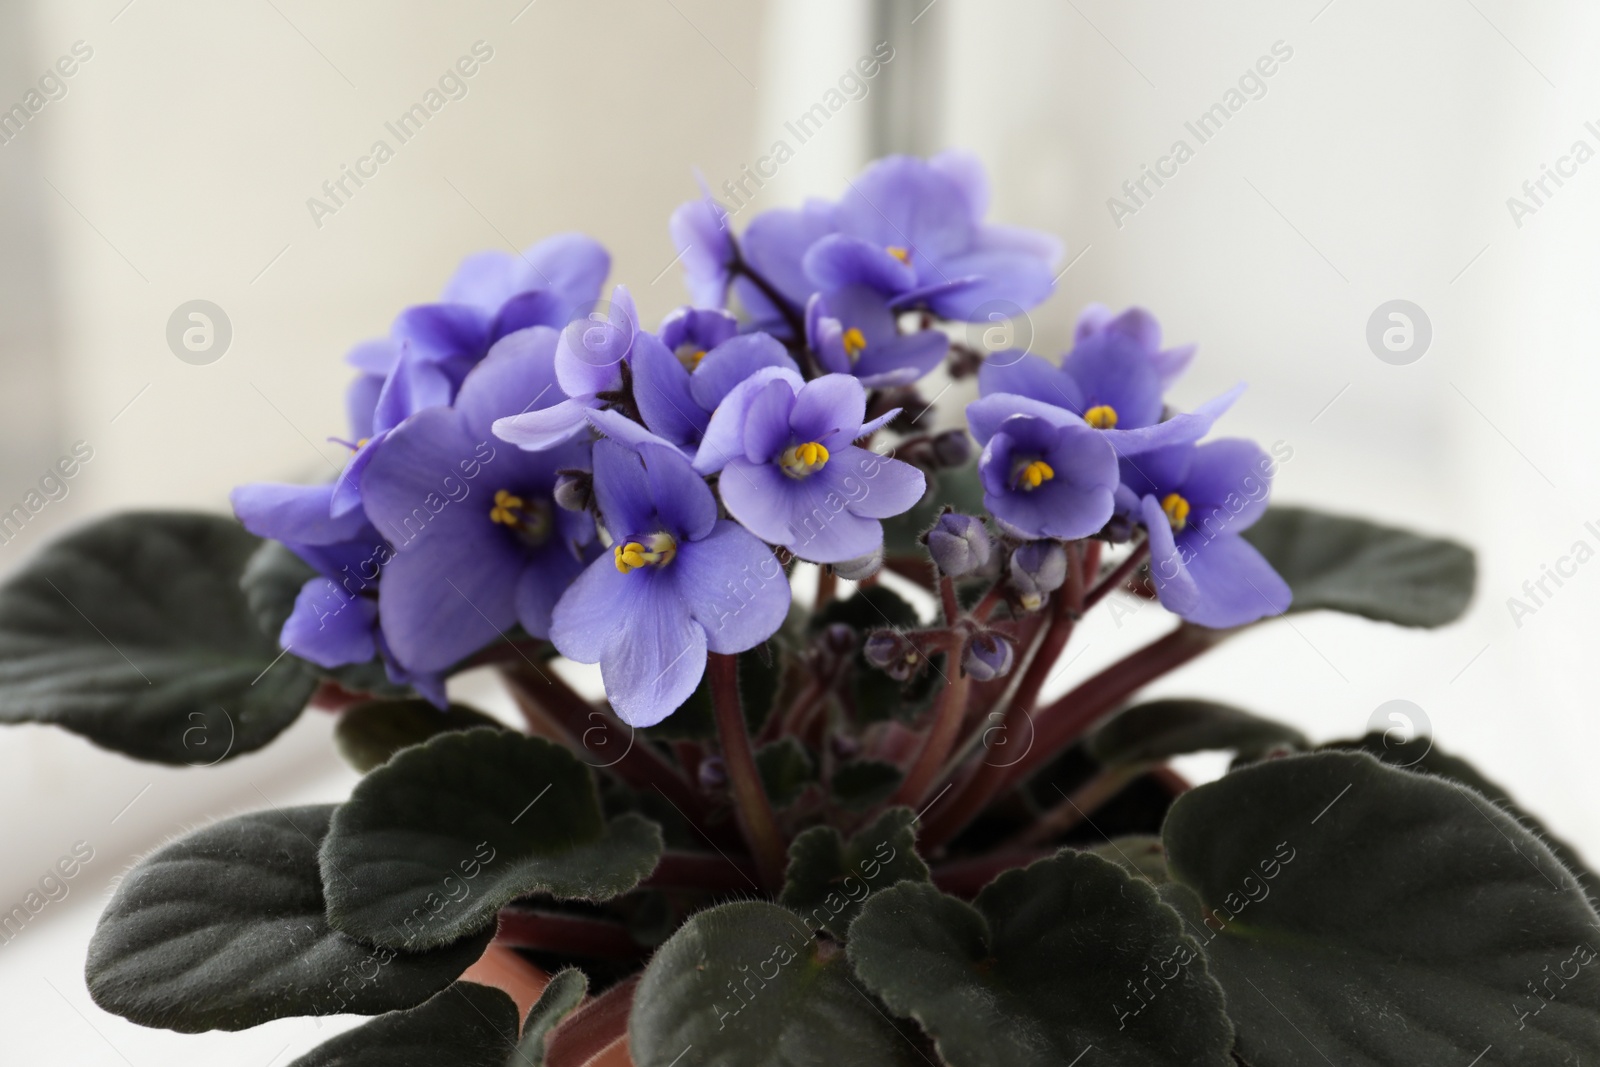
[[671, 740, 703, 786], [643, 851, 760, 892], [973, 583, 1005, 621], [887, 638, 970, 809], [930, 848, 1056, 897], [1065, 540, 1088, 613], [1148, 764, 1192, 796], [990, 624, 1228, 813], [881, 555, 937, 591], [1005, 762, 1149, 848], [709, 652, 787, 891], [937, 571, 960, 625], [921, 593, 1078, 849], [776, 682, 821, 742], [494, 908, 644, 959], [961, 606, 1047, 730], [499, 664, 708, 821], [1078, 539, 1102, 605], [543, 974, 640, 1067], [813, 566, 838, 612], [308, 680, 368, 713], [731, 257, 808, 349], [1083, 539, 1150, 611]]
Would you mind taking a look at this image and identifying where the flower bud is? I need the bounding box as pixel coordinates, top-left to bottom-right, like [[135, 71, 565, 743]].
[[1009, 540, 1068, 611], [931, 429, 973, 468], [963, 631, 1014, 682], [809, 622, 857, 677], [833, 545, 883, 581], [821, 622, 857, 658], [863, 629, 918, 681], [925, 511, 991, 577], [697, 755, 728, 790], [553, 470, 593, 513]]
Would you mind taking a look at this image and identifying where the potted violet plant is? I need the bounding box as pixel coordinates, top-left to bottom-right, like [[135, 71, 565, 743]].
[[1, 151, 1592, 1066]]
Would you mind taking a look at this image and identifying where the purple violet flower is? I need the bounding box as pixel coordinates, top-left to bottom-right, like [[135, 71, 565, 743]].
[[1126, 439, 1291, 628], [806, 287, 948, 388], [695, 374, 927, 563], [668, 192, 737, 310], [659, 306, 740, 356], [228, 489, 448, 704], [734, 198, 838, 335], [327, 234, 610, 516], [966, 394, 1120, 540], [587, 325, 799, 457], [977, 331, 1240, 460], [359, 327, 596, 672], [550, 439, 791, 727], [800, 151, 1062, 321], [1074, 303, 1196, 391], [492, 285, 639, 452]]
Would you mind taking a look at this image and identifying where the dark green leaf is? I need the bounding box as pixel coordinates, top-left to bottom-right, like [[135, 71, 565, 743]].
[[1162, 751, 1600, 1065], [335, 699, 506, 773], [86, 805, 491, 1033], [0, 512, 314, 763], [848, 852, 1234, 1067], [507, 968, 587, 1067], [1087, 699, 1307, 766], [830, 759, 903, 811], [882, 463, 985, 556], [628, 901, 922, 1067], [1322, 731, 1595, 882], [755, 737, 815, 807], [1242, 506, 1475, 627], [323, 729, 663, 950], [288, 982, 519, 1067], [1085, 836, 1170, 884], [780, 807, 930, 940], [241, 538, 416, 700]]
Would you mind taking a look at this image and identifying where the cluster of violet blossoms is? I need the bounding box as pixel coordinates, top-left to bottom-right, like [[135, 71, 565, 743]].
[[232, 151, 1288, 728]]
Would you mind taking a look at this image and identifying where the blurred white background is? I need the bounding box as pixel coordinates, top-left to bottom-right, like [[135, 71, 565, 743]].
[[2, 0, 1597, 1061]]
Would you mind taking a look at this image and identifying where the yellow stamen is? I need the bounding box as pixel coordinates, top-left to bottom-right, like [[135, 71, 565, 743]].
[[779, 441, 830, 479], [1161, 492, 1191, 532], [886, 246, 911, 265], [1084, 404, 1118, 430], [676, 344, 707, 371], [841, 327, 867, 362], [613, 532, 677, 573], [489, 489, 526, 526], [355, 437, 370, 448], [1013, 459, 1055, 491]]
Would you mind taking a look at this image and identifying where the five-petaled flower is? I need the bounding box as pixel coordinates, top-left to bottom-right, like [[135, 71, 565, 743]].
[[229, 153, 1291, 726], [359, 327, 596, 674], [550, 439, 790, 726], [1124, 439, 1291, 628], [694, 373, 926, 563]]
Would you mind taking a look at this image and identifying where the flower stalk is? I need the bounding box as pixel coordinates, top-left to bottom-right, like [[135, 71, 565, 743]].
[[708, 652, 788, 890]]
